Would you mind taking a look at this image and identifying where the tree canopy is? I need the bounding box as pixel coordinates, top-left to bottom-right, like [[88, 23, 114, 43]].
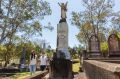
[[0, 0, 52, 44], [71, 0, 116, 49], [0, 0, 52, 67]]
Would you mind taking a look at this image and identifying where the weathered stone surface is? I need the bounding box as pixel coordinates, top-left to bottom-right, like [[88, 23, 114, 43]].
[[88, 35, 101, 57], [83, 60, 120, 79], [57, 22, 68, 50], [49, 59, 73, 79], [49, 3, 72, 79], [59, 18, 66, 23], [57, 22, 71, 60], [74, 72, 87, 79], [89, 35, 100, 52], [108, 34, 120, 56], [25, 71, 48, 79]]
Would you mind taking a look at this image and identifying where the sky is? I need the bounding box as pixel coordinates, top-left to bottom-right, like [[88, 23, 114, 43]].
[[38, 0, 120, 49]]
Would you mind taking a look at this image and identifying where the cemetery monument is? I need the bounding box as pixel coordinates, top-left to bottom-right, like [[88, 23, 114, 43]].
[[108, 34, 120, 57], [49, 2, 72, 79], [89, 35, 101, 57]]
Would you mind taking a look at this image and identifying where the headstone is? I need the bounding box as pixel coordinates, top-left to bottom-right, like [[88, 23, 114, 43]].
[[49, 2, 73, 79], [108, 34, 120, 57], [19, 47, 26, 71], [89, 35, 101, 56]]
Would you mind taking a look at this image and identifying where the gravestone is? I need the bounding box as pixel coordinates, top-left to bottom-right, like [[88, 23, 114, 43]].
[[108, 34, 120, 57], [19, 47, 26, 72], [89, 35, 101, 57], [49, 2, 73, 79]]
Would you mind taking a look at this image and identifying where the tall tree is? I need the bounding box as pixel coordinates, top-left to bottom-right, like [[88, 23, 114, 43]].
[[0, 0, 52, 67], [111, 12, 120, 33], [0, 0, 52, 44], [71, 0, 114, 49]]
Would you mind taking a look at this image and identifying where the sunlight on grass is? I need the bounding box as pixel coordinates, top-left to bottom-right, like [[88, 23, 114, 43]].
[[10, 72, 30, 79], [11, 71, 42, 79], [72, 59, 80, 72]]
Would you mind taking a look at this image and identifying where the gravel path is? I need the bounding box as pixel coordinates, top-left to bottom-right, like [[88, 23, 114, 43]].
[[74, 72, 87, 79]]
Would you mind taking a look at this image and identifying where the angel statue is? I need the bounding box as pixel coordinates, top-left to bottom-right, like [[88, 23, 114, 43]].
[[58, 2, 68, 19]]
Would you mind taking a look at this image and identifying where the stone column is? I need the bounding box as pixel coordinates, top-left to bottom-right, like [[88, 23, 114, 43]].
[[49, 21, 73, 79], [49, 2, 72, 79]]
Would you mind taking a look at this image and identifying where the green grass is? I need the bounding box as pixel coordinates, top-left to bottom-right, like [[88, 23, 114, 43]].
[[72, 59, 80, 73], [10, 71, 42, 79], [10, 72, 30, 79]]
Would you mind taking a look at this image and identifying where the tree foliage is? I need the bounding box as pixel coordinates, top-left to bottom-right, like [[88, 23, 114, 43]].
[[111, 12, 120, 32], [71, 0, 114, 49], [100, 42, 108, 53], [0, 45, 7, 61], [0, 0, 52, 44], [0, 0, 52, 67]]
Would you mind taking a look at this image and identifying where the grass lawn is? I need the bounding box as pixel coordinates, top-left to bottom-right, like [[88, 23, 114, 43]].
[[9, 71, 47, 79], [9, 72, 30, 79], [72, 59, 80, 73]]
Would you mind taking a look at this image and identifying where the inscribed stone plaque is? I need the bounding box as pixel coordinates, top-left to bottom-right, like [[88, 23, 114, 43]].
[[108, 34, 120, 56], [57, 22, 68, 49], [89, 35, 100, 52]]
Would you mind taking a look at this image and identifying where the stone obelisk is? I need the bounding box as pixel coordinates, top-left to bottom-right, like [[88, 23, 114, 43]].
[[49, 2, 72, 79]]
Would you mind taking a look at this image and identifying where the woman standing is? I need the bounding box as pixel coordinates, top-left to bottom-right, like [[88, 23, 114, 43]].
[[29, 50, 37, 75]]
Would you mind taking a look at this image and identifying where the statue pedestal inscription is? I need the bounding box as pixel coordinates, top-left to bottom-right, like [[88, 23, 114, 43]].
[[57, 22, 71, 60], [49, 2, 72, 79], [49, 20, 72, 79]]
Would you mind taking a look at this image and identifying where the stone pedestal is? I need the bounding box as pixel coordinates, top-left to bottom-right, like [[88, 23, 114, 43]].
[[49, 59, 73, 79], [57, 22, 71, 60], [49, 20, 72, 79]]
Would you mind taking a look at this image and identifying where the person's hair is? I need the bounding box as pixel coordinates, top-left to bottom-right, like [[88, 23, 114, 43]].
[[31, 50, 35, 60]]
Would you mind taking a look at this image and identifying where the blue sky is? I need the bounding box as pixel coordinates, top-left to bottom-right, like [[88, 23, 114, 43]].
[[38, 0, 120, 49]]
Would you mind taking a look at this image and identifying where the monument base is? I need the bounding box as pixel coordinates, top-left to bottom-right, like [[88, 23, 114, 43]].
[[108, 51, 120, 57], [89, 52, 101, 58], [49, 59, 73, 79], [57, 49, 71, 60]]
